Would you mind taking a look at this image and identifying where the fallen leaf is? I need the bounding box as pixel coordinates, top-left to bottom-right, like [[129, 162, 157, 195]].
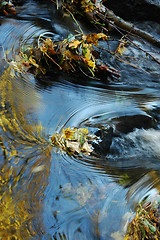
[[63, 127, 75, 139], [68, 40, 82, 48], [66, 140, 81, 153], [84, 48, 92, 60], [87, 59, 96, 69], [78, 128, 89, 135], [115, 40, 127, 55], [86, 33, 99, 46], [81, 142, 93, 154], [97, 33, 107, 41], [28, 56, 39, 68]]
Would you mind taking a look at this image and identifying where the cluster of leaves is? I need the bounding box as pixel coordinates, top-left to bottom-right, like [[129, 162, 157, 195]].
[[53, 0, 160, 73], [125, 202, 160, 240], [50, 127, 97, 156], [13, 33, 120, 79], [58, 0, 105, 15], [0, 0, 16, 15]]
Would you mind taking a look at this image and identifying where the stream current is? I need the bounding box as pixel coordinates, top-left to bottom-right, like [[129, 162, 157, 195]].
[[0, 1, 160, 239]]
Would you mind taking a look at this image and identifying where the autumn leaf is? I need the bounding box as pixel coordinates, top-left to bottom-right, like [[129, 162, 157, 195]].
[[66, 140, 81, 153], [87, 59, 96, 69], [115, 40, 127, 55], [44, 38, 53, 48], [68, 40, 82, 48], [78, 128, 89, 135], [86, 33, 99, 46], [84, 48, 92, 60], [86, 33, 108, 46], [50, 127, 94, 156], [81, 0, 94, 12], [96, 33, 108, 41], [14, 31, 119, 80], [63, 127, 75, 139], [125, 201, 160, 240], [28, 56, 39, 68], [63, 50, 80, 61], [81, 142, 93, 154], [51, 134, 57, 145]]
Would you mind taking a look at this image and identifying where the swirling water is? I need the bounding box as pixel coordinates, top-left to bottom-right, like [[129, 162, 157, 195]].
[[0, 1, 160, 239]]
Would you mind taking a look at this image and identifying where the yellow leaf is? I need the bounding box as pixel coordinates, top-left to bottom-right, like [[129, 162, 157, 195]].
[[97, 33, 108, 41], [81, 0, 94, 12], [85, 48, 92, 60], [86, 33, 98, 46], [87, 60, 96, 69], [78, 128, 89, 135], [68, 40, 82, 48], [63, 127, 75, 139], [86, 33, 107, 46], [115, 40, 127, 55], [117, 46, 126, 55], [28, 56, 39, 68]]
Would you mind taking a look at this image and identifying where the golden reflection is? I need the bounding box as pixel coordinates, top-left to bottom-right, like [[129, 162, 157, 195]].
[[0, 67, 52, 239]]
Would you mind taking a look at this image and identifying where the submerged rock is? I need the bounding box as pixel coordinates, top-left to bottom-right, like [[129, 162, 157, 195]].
[[114, 114, 157, 134], [92, 127, 113, 156]]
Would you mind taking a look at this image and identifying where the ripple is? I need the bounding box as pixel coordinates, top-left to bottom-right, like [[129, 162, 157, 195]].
[[0, 1, 160, 239], [126, 171, 160, 208], [0, 69, 52, 239], [0, 16, 59, 92]]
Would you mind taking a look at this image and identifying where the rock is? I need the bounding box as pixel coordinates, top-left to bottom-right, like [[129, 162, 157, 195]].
[[114, 114, 157, 134], [106, 0, 160, 23], [146, 105, 160, 122], [92, 127, 113, 156]]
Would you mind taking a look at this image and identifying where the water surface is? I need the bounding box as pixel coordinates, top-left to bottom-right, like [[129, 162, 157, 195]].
[[0, 1, 160, 239]]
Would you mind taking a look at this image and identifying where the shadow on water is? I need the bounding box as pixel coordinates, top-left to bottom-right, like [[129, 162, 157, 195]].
[[0, 1, 160, 239]]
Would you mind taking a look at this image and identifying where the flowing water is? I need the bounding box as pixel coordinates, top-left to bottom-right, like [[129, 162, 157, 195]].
[[0, 1, 160, 239]]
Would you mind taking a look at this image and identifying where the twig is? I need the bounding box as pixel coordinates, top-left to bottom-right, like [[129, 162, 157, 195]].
[[65, 7, 84, 34], [78, 66, 100, 80], [107, 21, 160, 65], [43, 51, 62, 70], [96, 9, 160, 48]]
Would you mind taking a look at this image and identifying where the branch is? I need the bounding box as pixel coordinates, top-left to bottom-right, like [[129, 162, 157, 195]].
[[96, 9, 160, 48]]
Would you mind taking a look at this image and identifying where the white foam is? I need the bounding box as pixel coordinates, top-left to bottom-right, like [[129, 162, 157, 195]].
[[138, 129, 160, 157]]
